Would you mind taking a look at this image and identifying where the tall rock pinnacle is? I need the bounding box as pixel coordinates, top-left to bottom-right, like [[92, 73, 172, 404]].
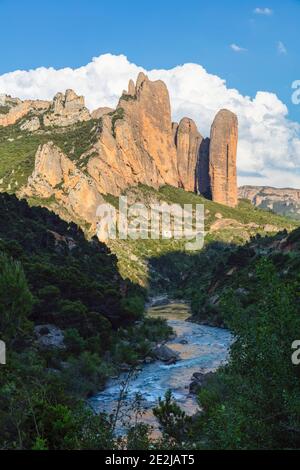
[[174, 118, 203, 192], [208, 109, 238, 207], [88, 73, 179, 195]]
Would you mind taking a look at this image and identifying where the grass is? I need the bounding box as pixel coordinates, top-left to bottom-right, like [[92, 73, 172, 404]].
[[0, 119, 102, 192], [0, 105, 10, 115], [0, 117, 297, 290], [109, 108, 125, 138], [104, 184, 297, 287]]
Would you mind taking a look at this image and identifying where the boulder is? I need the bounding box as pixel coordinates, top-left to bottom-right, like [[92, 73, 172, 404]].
[[151, 344, 180, 363], [189, 371, 215, 394], [34, 324, 65, 350]]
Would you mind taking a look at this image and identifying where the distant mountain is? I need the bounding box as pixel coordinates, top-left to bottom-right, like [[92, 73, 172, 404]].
[[239, 185, 300, 221]]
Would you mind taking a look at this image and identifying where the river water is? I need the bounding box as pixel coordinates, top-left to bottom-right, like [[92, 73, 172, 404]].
[[90, 301, 232, 432]]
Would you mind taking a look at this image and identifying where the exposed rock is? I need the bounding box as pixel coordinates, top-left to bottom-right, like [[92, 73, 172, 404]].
[[172, 122, 179, 141], [34, 324, 65, 350], [91, 106, 114, 119], [264, 224, 280, 232], [87, 73, 180, 195], [0, 96, 49, 127], [189, 371, 215, 394], [174, 117, 203, 191], [197, 137, 210, 196], [239, 185, 300, 221], [43, 89, 90, 127], [179, 339, 188, 345], [19, 142, 105, 229], [20, 116, 41, 132], [151, 344, 180, 363], [148, 295, 169, 307], [144, 356, 154, 364], [8, 76, 240, 239], [209, 218, 244, 232], [209, 109, 238, 207]]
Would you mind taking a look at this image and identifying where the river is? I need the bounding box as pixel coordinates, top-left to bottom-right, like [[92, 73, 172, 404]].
[[90, 301, 232, 433]]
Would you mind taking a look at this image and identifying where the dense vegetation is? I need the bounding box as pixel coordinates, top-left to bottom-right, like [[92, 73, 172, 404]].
[[0, 193, 171, 449], [146, 229, 300, 449], [104, 184, 295, 288], [0, 119, 101, 192], [1, 112, 300, 449]]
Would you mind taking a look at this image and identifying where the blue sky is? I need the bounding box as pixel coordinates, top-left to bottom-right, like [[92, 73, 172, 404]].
[[1, 0, 299, 120], [1, 0, 300, 187]]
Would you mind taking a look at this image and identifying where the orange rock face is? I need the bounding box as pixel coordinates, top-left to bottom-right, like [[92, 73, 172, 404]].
[[11, 77, 239, 223], [87, 73, 180, 195], [43, 89, 90, 127], [174, 118, 203, 192], [0, 99, 49, 127], [209, 109, 238, 207], [20, 142, 104, 228]]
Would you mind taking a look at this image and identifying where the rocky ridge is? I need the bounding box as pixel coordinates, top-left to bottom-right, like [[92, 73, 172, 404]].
[[1, 74, 241, 240], [239, 185, 300, 221]]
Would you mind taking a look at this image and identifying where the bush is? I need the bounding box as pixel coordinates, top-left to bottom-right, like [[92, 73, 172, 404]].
[[0, 253, 33, 341]]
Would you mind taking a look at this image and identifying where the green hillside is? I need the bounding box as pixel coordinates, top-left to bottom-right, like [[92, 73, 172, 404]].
[[0, 193, 171, 449]]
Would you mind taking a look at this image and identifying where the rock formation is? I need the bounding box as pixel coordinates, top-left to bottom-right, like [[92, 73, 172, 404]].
[[174, 117, 203, 192], [4, 74, 239, 232], [86, 72, 180, 195], [239, 185, 300, 220], [0, 95, 49, 127], [91, 107, 114, 119], [20, 142, 104, 228], [43, 89, 90, 127], [208, 109, 238, 207], [196, 137, 210, 197]]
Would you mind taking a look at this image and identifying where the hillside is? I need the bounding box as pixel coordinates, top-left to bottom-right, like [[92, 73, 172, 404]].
[[239, 185, 300, 221], [149, 225, 300, 450], [103, 184, 296, 288], [0, 193, 172, 449], [1, 75, 300, 451]]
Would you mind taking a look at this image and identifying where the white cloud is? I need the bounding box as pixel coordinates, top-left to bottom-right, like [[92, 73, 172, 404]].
[[254, 7, 273, 15], [230, 44, 247, 53], [0, 53, 299, 189], [278, 41, 287, 55]]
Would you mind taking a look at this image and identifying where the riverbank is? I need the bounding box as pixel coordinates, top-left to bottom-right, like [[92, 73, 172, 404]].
[[90, 301, 232, 433]]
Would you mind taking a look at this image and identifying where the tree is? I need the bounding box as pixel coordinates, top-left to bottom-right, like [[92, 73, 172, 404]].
[[0, 253, 33, 342]]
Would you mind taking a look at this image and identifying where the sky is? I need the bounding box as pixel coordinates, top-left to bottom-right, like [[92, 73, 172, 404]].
[[0, 0, 300, 188]]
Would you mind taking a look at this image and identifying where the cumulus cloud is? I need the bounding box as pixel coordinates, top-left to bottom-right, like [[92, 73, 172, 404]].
[[254, 7, 273, 15], [230, 44, 247, 53], [278, 41, 287, 55], [0, 53, 299, 188]]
